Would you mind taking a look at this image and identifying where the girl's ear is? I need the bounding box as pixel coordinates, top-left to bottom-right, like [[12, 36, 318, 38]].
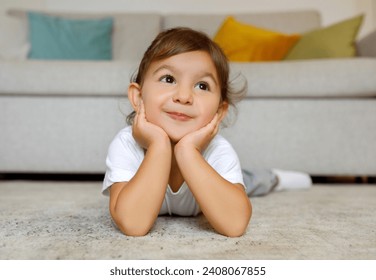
[[217, 101, 229, 122], [128, 82, 142, 111]]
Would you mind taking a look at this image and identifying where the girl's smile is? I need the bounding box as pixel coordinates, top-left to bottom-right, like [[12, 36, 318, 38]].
[[166, 111, 193, 121]]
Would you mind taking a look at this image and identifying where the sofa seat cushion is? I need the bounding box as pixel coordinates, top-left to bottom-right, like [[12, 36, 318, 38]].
[[220, 99, 376, 174], [230, 58, 376, 98], [0, 60, 137, 96]]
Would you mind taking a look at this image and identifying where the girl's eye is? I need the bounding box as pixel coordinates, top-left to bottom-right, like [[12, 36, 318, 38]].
[[195, 82, 210, 91], [160, 75, 175, 84]]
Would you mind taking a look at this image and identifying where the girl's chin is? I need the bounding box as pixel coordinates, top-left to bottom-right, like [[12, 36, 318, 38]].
[[167, 132, 189, 144], [151, 120, 205, 143], [164, 128, 196, 144]]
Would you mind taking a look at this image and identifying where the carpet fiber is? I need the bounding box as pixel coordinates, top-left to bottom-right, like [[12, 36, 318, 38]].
[[0, 181, 375, 259]]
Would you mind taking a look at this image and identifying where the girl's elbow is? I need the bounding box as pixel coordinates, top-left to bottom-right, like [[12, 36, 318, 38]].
[[116, 217, 151, 237], [110, 209, 151, 237], [222, 219, 250, 237], [224, 202, 252, 237], [119, 224, 150, 237]]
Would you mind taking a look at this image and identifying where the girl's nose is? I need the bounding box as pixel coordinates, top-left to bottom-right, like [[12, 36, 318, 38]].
[[172, 87, 193, 104]]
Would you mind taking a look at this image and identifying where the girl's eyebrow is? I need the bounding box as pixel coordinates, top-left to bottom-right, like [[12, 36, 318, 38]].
[[152, 64, 176, 75], [200, 72, 218, 86]]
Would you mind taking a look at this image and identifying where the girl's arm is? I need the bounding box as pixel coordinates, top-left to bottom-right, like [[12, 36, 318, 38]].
[[109, 101, 172, 236], [174, 114, 252, 237]]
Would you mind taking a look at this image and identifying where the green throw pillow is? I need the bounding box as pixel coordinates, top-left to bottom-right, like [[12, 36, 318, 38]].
[[284, 15, 363, 60], [28, 12, 113, 60]]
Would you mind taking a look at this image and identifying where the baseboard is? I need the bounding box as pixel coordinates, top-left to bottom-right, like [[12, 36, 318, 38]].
[[0, 173, 104, 181], [0, 172, 375, 184], [311, 175, 376, 184]]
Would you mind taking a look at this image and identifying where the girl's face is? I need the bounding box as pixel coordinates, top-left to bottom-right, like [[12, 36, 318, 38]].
[[138, 51, 225, 143]]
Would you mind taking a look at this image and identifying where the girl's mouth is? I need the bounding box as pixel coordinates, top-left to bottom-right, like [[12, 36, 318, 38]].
[[166, 111, 192, 121]]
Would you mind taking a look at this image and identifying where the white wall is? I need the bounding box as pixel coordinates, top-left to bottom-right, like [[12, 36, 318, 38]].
[[1, 0, 375, 37]]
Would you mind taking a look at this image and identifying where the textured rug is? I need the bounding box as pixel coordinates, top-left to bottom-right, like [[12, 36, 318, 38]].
[[0, 181, 375, 259]]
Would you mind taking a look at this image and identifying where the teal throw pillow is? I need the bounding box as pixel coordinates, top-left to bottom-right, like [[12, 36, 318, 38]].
[[28, 12, 113, 60]]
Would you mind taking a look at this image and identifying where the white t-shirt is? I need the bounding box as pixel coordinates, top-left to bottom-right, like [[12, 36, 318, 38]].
[[102, 126, 244, 216]]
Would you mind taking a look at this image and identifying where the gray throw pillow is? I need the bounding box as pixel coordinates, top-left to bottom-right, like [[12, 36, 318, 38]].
[[357, 30, 376, 57]]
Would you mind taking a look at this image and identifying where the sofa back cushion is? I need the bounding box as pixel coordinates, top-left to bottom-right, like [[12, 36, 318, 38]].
[[8, 9, 162, 62], [162, 10, 321, 37], [111, 13, 161, 61], [0, 15, 30, 60]]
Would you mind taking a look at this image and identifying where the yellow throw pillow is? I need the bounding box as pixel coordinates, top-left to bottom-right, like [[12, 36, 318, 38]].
[[214, 16, 300, 62]]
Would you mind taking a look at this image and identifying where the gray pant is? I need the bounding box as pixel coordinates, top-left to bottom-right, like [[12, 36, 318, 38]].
[[242, 169, 279, 197]]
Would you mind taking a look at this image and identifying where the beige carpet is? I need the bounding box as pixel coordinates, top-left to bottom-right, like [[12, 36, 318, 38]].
[[0, 181, 375, 259]]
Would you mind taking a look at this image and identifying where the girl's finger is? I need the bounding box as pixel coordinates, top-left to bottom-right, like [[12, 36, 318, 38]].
[[212, 114, 220, 136], [210, 113, 219, 127], [135, 100, 144, 125], [201, 114, 219, 137], [139, 99, 145, 116], [134, 108, 139, 125], [207, 113, 219, 127]]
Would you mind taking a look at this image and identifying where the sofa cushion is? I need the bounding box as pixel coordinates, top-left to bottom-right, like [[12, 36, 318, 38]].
[[357, 29, 376, 57], [285, 15, 363, 60], [230, 58, 376, 98], [0, 15, 29, 60], [28, 12, 113, 60], [8, 9, 161, 62], [0, 60, 137, 96], [163, 10, 321, 37], [214, 16, 300, 61]]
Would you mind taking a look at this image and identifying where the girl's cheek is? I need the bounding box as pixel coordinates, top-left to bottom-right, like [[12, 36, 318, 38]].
[[143, 105, 158, 124]]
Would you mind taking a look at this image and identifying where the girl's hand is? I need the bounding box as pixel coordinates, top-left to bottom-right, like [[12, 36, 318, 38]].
[[132, 100, 170, 150], [175, 113, 221, 153]]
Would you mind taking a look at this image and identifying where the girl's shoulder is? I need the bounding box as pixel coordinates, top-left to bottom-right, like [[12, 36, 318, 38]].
[[109, 126, 141, 153], [204, 134, 237, 157], [209, 134, 232, 148], [114, 126, 135, 143], [117, 125, 132, 136]]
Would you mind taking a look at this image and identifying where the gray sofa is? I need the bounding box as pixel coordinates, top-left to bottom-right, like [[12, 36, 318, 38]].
[[1, 9, 375, 176]]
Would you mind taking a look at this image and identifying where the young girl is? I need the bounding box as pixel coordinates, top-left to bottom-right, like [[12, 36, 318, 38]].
[[102, 27, 252, 237]]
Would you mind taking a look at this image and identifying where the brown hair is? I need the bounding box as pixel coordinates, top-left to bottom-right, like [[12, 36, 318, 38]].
[[126, 27, 246, 125]]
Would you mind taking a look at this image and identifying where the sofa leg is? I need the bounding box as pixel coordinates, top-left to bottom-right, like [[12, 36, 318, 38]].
[[312, 176, 375, 184], [355, 176, 369, 184]]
